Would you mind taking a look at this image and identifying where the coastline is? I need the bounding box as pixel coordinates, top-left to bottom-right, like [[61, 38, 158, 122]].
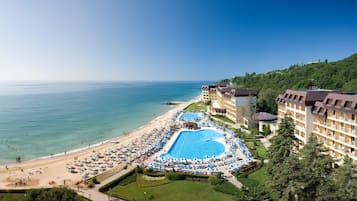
[[0, 96, 199, 189], [1, 96, 197, 166]]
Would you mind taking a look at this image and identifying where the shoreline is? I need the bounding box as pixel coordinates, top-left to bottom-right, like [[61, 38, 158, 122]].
[[0, 97, 197, 166], [0, 96, 199, 189]]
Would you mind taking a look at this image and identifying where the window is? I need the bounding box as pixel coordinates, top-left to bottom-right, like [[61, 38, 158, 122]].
[[333, 110, 336, 116], [352, 114, 355, 121]]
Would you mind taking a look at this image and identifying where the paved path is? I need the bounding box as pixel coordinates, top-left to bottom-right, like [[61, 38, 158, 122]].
[[74, 164, 137, 201], [218, 167, 243, 189], [260, 137, 271, 149], [226, 174, 243, 189]]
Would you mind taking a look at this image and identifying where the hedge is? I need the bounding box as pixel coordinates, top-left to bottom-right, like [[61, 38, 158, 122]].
[[99, 168, 137, 192]]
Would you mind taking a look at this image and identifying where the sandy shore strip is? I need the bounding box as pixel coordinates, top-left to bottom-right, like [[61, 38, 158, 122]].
[[0, 97, 199, 189]]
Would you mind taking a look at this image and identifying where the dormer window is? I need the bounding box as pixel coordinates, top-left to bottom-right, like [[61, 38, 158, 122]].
[[327, 98, 332, 105]]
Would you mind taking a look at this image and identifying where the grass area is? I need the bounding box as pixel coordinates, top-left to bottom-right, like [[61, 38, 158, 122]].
[[237, 166, 270, 189], [213, 181, 241, 195], [211, 115, 235, 124], [136, 174, 169, 187], [108, 174, 237, 201], [245, 141, 268, 159], [238, 132, 256, 139], [0, 193, 25, 201], [184, 101, 207, 112]]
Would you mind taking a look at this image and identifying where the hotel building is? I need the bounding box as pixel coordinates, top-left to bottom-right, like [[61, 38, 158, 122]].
[[276, 89, 357, 164], [312, 93, 356, 164], [275, 90, 330, 147], [202, 83, 257, 127]]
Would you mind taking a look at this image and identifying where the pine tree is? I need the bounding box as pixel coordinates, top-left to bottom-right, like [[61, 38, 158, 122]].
[[277, 136, 333, 201], [267, 115, 296, 174], [316, 156, 357, 201], [270, 154, 302, 199]]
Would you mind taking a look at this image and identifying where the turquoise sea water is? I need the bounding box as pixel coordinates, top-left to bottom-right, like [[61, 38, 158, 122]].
[[0, 81, 204, 163], [164, 129, 225, 159]]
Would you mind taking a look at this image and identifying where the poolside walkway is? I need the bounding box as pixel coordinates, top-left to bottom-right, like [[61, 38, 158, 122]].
[[226, 174, 243, 189], [218, 167, 243, 189]]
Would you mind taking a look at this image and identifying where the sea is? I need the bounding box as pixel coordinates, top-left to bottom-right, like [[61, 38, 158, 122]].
[[0, 81, 206, 164]]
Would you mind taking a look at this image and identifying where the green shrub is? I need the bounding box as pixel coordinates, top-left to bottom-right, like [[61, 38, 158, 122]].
[[118, 172, 137, 186], [208, 176, 223, 185], [144, 168, 153, 174], [88, 182, 95, 188], [165, 172, 185, 180], [92, 177, 100, 184], [99, 168, 137, 192], [136, 166, 144, 174], [25, 187, 84, 201]]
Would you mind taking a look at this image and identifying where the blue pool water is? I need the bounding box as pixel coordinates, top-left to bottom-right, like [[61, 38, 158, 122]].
[[163, 129, 225, 159], [179, 112, 202, 121]]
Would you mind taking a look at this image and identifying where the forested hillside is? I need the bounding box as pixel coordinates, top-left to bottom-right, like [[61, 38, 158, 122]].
[[230, 54, 357, 114]]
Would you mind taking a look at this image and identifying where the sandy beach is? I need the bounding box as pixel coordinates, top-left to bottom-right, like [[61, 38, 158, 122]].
[[0, 97, 198, 189]]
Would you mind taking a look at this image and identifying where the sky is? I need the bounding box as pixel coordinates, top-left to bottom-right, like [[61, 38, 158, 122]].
[[0, 0, 356, 81]]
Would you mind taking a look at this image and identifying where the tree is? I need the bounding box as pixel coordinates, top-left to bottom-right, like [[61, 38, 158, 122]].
[[274, 136, 333, 201], [263, 125, 271, 136], [26, 187, 82, 201], [293, 136, 334, 201], [235, 187, 268, 201], [228, 54, 357, 114], [269, 154, 302, 199], [267, 115, 296, 173], [316, 156, 357, 201]]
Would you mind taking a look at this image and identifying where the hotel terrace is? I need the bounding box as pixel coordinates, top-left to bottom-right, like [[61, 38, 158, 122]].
[[202, 83, 257, 127], [276, 89, 357, 164]]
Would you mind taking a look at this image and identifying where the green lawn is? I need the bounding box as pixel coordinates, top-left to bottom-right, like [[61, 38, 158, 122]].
[[211, 115, 236, 124], [184, 102, 207, 112], [238, 132, 256, 139], [213, 181, 241, 195], [245, 141, 268, 159], [108, 174, 236, 201], [237, 166, 270, 189]]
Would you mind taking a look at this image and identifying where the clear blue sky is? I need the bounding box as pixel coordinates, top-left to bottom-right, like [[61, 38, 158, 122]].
[[0, 0, 356, 81]]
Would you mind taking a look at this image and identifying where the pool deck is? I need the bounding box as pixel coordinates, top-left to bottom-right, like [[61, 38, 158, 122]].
[[145, 125, 251, 170], [145, 126, 246, 189], [149, 127, 232, 161]]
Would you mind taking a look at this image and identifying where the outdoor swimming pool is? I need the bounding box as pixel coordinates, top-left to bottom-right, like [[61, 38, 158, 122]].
[[179, 112, 202, 121], [162, 129, 225, 159]]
